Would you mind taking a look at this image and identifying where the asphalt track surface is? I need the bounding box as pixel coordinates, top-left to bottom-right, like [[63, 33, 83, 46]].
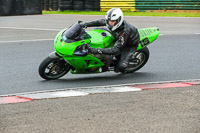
[[0, 15, 200, 95], [0, 15, 200, 133]]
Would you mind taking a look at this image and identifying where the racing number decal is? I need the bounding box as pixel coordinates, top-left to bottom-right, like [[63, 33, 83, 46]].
[[140, 37, 150, 48]]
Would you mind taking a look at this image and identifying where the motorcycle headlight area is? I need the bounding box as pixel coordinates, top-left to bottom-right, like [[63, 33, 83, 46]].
[[73, 44, 88, 56]]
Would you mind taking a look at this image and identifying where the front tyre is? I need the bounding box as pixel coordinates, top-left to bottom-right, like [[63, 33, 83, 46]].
[[38, 57, 70, 80]]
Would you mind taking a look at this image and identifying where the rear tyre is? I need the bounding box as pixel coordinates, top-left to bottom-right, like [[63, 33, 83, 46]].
[[39, 57, 70, 80], [122, 47, 149, 73]]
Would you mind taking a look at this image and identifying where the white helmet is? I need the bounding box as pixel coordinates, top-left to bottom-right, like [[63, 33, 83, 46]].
[[105, 8, 124, 31]]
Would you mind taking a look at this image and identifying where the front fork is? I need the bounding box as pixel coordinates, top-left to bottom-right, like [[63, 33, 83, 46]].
[[48, 51, 61, 59], [48, 51, 72, 70]]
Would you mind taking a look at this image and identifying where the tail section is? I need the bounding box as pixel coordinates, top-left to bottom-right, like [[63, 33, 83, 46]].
[[137, 27, 160, 50]]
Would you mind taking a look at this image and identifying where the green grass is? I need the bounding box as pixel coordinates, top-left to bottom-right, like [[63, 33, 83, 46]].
[[43, 10, 200, 17]]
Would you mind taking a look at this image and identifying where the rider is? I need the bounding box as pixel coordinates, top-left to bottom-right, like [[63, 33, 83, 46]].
[[80, 7, 140, 73]]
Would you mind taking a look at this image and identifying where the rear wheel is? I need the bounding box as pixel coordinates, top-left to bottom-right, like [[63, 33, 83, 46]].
[[39, 57, 70, 80], [123, 47, 149, 73]]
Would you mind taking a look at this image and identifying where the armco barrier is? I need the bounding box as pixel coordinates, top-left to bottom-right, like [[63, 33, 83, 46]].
[[0, 0, 42, 16], [135, 0, 200, 11], [100, 0, 136, 11], [59, 0, 73, 11], [42, 0, 100, 11], [41, 0, 200, 12], [100, 0, 200, 11], [44, 0, 100, 11]]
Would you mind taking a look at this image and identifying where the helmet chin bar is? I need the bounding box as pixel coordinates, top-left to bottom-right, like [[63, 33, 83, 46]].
[[106, 23, 112, 31]]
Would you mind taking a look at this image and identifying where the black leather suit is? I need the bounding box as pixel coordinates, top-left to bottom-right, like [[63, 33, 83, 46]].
[[83, 19, 140, 72]]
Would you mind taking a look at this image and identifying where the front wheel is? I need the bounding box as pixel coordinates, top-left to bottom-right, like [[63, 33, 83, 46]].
[[123, 47, 150, 73], [38, 57, 70, 80]]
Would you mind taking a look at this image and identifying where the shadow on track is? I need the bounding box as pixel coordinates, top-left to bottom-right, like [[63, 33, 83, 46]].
[[39, 72, 155, 84]]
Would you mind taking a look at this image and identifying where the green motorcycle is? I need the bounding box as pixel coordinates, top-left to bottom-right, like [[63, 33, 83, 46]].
[[39, 22, 160, 80]]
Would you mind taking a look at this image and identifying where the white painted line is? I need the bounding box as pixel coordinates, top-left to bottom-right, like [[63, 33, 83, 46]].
[[18, 86, 141, 99], [0, 39, 54, 43], [19, 90, 89, 99], [108, 86, 142, 92], [0, 27, 60, 31], [77, 86, 142, 94]]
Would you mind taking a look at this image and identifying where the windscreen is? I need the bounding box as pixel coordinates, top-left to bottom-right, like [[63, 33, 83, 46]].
[[62, 23, 91, 43]]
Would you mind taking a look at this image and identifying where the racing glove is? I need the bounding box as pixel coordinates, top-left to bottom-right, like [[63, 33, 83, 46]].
[[86, 44, 103, 54], [80, 22, 87, 29]]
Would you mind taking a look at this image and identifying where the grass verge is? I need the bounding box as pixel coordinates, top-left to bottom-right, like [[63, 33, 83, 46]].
[[43, 10, 200, 17]]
